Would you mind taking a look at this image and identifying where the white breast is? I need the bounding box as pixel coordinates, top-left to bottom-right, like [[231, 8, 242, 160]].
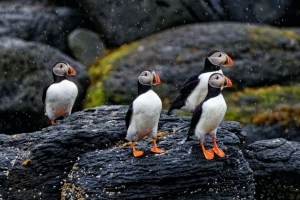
[[183, 69, 223, 112], [126, 90, 162, 141], [194, 94, 227, 139], [45, 80, 78, 121]]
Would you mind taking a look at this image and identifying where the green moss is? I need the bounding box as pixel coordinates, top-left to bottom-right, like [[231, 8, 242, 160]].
[[84, 42, 138, 108], [246, 26, 300, 48], [224, 85, 300, 126]]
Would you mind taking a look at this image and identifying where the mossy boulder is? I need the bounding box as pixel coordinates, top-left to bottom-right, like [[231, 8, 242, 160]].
[[85, 22, 300, 108], [224, 85, 300, 125], [223, 85, 300, 145]]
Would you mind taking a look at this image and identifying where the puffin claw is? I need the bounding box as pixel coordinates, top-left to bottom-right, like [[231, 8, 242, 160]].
[[203, 149, 215, 160], [212, 138, 225, 157], [131, 142, 144, 157], [133, 150, 144, 157], [151, 147, 165, 154], [151, 139, 165, 154], [200, 142, 214, 160]]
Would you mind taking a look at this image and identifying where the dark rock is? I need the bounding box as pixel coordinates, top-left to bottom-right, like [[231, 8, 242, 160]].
[[223, 0, 292, 24], [62, 0, 300, 47], [244, 138, 300, 199], [0, 1, 90, 53], [0, 37, 90, 134], [85, 22, 300, 107], [243, 123, 300, 148], [0, 106, 254, 200], [77, 0, 223, 47], [68, 28, 106, 66]]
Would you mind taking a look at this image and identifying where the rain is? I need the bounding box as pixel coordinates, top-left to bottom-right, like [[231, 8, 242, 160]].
[[0, 0, 299, 199]]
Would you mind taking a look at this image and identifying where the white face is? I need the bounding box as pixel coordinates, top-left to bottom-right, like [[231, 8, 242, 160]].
[[207, 51, 228, 66], [53, 62, 71, 76], [208, 73, 226, 88], [138, 70, 154, 85]]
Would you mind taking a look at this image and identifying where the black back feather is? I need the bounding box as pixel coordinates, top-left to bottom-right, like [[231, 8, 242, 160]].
[[168, 56, 221, 115]]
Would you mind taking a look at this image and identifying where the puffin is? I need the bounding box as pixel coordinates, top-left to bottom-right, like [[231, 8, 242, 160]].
[[125, 69, 165, 157], [167, 50, 233, 115], [186, 72, 232, 160], [42, 61, 78, 125]]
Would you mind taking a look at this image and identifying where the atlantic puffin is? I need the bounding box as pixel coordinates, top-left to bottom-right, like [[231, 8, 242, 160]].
[[167, 50, 233, 115], [125, 69, 165, 157], [186, 72, 232, 160], [42, 61, 78, 125]]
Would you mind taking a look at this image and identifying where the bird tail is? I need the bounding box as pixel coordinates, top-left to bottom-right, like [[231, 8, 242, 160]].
[[185, 128, 194, 141], [166, 107, 173, 115]]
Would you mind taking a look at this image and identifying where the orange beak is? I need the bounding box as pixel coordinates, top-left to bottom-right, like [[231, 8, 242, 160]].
[[224, 76, 232, 88], [223, 54, 234, 66], [153, 72, 161, 85], [68, 65, 76, 76]]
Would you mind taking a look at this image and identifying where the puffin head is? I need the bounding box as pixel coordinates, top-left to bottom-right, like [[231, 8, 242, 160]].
[[207, 50, 234, 67], [52, 61, 76, 77], [208, 73, 232, 88], [138, 69, 161, 86]]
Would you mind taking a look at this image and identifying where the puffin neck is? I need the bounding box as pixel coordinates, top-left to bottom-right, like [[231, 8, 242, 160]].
[[53, 72, 68, 83], [200, 58, 221, 74], [137, 81, 152, 96], [204, 85, 222, 101]]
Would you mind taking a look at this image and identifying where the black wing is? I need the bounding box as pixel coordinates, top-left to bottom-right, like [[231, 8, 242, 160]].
[[42, 84, 51, 104], [186, 102, 203, 141], [167, 74, 200, 115], [125, 103, 133, 130]]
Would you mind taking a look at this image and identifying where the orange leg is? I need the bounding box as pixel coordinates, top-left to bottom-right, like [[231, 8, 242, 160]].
[[200, 141, 214, 160], [212, 138, 225, 158], [51, 120, 55, 125], [131, 142, 144, 157], [151, 139, 165, 154]]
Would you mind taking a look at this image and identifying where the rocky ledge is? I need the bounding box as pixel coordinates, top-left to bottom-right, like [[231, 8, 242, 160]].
[[245, 138, 300, 199], [0, 106, 299, 199]]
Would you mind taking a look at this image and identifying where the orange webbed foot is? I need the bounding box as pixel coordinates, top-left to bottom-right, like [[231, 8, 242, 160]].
[[200, 142, 214, 160], [131, 142, 144, 157], [151, 147, 165, 154], [133, 149, 144, 157], [212, 138, 225, 158], [51, 120, 55, 125], [203, 149, 214, 160], [151, 139, 165, 154]]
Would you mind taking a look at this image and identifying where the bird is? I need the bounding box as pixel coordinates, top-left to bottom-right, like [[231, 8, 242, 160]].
[[125, 69, 165, 157], [167, 50, 233, 115], [186, 72, 232, 160], [42, 61, 78, 125]]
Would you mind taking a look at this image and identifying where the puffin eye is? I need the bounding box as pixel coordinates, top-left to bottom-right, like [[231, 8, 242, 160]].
[[216, 76, 219, 79], [218, 54, 222, 57], [144, 73, 147, 76], [59, 65, 63, 68]]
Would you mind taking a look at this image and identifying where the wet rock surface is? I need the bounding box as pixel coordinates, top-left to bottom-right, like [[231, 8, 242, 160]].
[[244, 138, 300, 199], [243, 123, 300, 147], [0, 105, 254, 200], [0, 37, 90, 134]]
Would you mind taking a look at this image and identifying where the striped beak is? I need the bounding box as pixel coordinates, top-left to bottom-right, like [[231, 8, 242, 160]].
[[222, 54, 234, 66], [224, 76, 232, 88], [152, 72, 161, 85], [67, 65, 76, 76]]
